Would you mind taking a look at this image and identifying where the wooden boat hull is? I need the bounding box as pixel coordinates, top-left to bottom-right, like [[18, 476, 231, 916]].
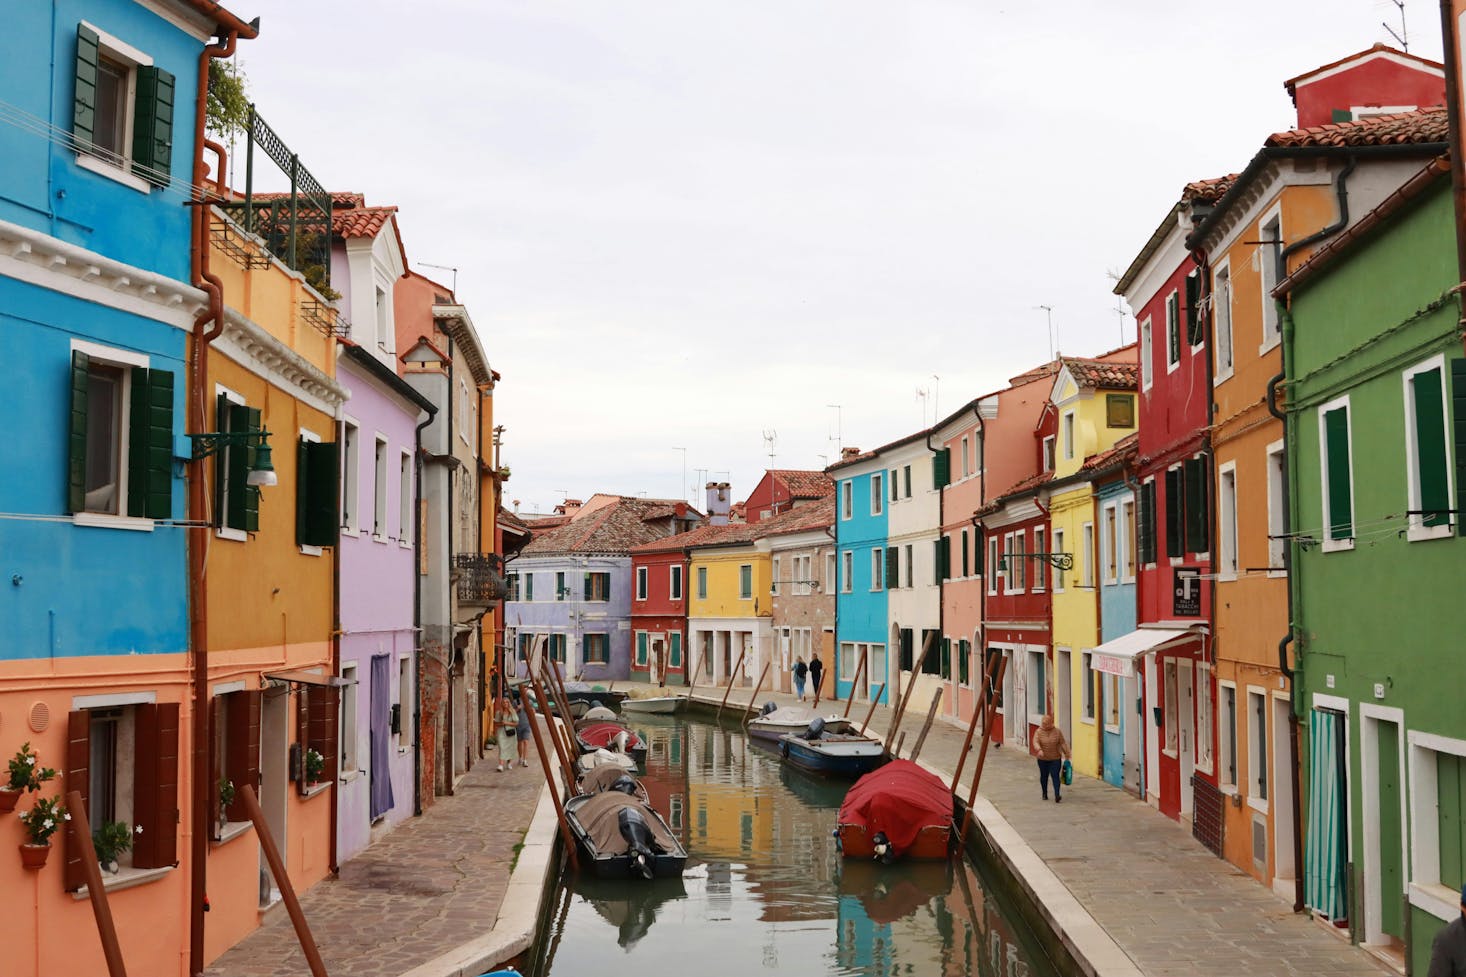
[[779, 734, 887, 778], [564, 794, 688, 880], [747, 718, 814, 743], [836, 822, 952, 860], [621, 696, 684, 715]]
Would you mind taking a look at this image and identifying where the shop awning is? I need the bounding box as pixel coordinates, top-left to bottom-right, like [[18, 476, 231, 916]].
[[1090, 628, 1196, 678], [264, 669, 355, 688]]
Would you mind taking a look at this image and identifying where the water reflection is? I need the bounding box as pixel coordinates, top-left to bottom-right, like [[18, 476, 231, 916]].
[[532, 715, 1053, 977]]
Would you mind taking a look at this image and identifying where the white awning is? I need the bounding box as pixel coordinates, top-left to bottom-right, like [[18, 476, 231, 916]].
[[1090, 628, 1195, 678]]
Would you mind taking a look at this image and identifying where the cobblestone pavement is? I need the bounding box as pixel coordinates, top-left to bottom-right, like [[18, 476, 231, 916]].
[[205, 735, 543, 977], [672, 679, 1388, 977]]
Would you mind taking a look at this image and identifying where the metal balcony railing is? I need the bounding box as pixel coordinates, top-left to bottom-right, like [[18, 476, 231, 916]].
[[454, 553, 509, 604]]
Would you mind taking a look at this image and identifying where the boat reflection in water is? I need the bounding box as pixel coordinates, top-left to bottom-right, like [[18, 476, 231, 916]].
[[529, 715, 1054, 977]]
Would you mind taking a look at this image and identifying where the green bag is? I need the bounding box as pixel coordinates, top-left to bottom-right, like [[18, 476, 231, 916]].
[[1061, 759, 1073, 786]]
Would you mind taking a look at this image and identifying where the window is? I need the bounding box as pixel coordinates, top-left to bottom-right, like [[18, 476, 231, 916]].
[[507, 573, 520, 601], [340, 420, 359, 535], [1139, 478, 1158, 566], [1081, 652, 1095, 721], [796, 554, 813, 595], [824, 553, 835, 592], [1121, 500, 1136, 582], [670, 565, 683, 600], [903, 465, 912, 498], [698, 566, 708, 599], [1214, 263, 1234, 379], [1267, 442, 1286, 571], [1248, 689, 1268, 803], [841, 552, 853, 593], [549, 633, 566, 663], [1318, 397, 1355, 551], [958, 638, 971, 685], [374, 286, 393, 353], [1220, 684, 1238, 789], [933, 447, 951, 489], [216, 389, 262, 536], [1042, 435, 1056, 472], [294, 428, 335, 552], [1103, 504, 1118, 584], [871, 474, 883, 515], [921, 629, 942, 675], [1165, 459, 1210, 558], [899, 629, 914, 671], [961, 530, 970, 577], [890, 469, 899, 502], [1052, 528, 1066, 591], [398, 451, 412, 545], [738, 564, 752, 599], [340, 663, 359, 774], [1080, 522, 1094, 588], [1031, 527, 1045, 591], [1062, 412, 1075, 460], [669, 633, 682, 668], [372, 436, 388, 538], [987, 537, 999, 594], [1163, 659, 1179, 754], [935, 536, 950, 584], [1103, 673, 1120, 729], [635, 632, 648, 666], [636, 566, 648, 601], [1165, 289, 1181, 369], [870, 549, 884, 591], [1218, 464, 1238, 578], [585, 571, 611, 601], [772, 556, 781, 593], [1404, 357, 1454, 540], [458, 380, 471, 444], [554, 571, 565, 601], [1196, 664, 1213, 773], [841, 481, 852, 519], [525, 573, 534, 602], [584, 634, 609, 665], [1185, 268, 1204, 347], [72, 23, 176, 190], [67, 343, 173, 522], [397, 657, 411, 745], [1140, 316, 1153, 390], [884, 547, 899, 591], [1106, 394, 1134, 429], [1026, 649, 1046, 721], [961, 437, 970, 477], [904, 543, 913, 588], [1260, 213, 1282, 347]]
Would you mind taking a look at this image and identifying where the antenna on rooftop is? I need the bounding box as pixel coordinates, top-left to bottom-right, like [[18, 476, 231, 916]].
[[1106, 268, 1129, 346], [418, 262, 459, 295], [1383, 0, 1408, 51], [1035, 305, 1056, 359], [762, 429, 778, 469]]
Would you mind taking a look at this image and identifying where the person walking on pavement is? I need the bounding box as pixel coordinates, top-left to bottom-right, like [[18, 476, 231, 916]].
[[1032, 714, 1071, 802], [1428, 885, 1466, 977], [514, 689, 531, 768], [793, 656, 808, 702], [809, 653, 824, 703], [494, 695, 519, 772]]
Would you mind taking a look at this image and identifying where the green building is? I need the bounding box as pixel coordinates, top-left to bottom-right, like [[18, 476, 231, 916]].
[[1279, 159, 1466, 972]]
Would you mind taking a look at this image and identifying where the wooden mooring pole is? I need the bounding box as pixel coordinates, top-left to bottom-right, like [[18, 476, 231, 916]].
[[64, 790, 127, 977], [885, 633, 935, 753], [950, 656, 998, 792], [743, 661, 771, 723], [859, 683, 886, 736], [520, 678, 580, 871], [909, 687, 944, 762], [960, 656, 1008, 841], [716, 648, 747, 721], [239, 785, 328, 977], [687, 646, 703, 696], [841, 654, 868, 719], [541, 664, 583, 767], [531, 669, 577, 786]]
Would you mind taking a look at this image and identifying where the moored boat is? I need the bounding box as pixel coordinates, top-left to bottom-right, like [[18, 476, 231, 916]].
[[578, 749, 638, 776], [747, 703, 822, 742], [577, 722, 649, 765], [778, 717, 887, 778], [564, 791, 688, 880], [621, 695, 684, 715], [578, 763, 651, 802], [563, 681, 630, 713], [835, 759, 956, 861]]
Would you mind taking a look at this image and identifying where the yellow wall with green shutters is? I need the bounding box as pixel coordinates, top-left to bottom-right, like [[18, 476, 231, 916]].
[[1049, 483, 1101, 776], [689, 546, 769, 620]]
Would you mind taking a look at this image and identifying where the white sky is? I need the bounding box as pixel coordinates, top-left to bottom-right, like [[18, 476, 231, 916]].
[[227, 0, 1443, 514]]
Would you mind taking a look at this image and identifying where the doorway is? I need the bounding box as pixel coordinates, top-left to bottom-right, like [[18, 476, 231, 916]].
[[1055, 648, 1072, 746], [1179, 660, 1195, 817], [258, 686, 290, 907], [1123, 673, 1142, 796], [1272, 695, 1297, 894], [650, 638, 664, 686], [1361, 707, 1405, 949], [1305, 704, 1350, 926]]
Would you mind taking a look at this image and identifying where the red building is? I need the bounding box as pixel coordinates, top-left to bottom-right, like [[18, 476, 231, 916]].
[[1285, 43, 1443, 129], [742, 469, 834, 523], [629, 540, 691, 686]]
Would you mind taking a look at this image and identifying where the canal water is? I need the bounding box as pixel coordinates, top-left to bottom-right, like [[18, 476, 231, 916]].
[[528, 713, 1056, 977]]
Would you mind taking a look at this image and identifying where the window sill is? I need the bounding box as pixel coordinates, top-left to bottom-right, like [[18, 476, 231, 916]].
[[399, 539, 413, 549], [73, 512, 155, 532], [1267, 569, 1288, 579], [1407, 524, 1453, 543], [1409, 882, 1460, 922], [216, 526, 247, 543], [340, 527, 360, 539], [212, 820, 253, 847], [1215, 369, 1235, 386], [72, 864, 174, 900], [1321, 539, 1355, 554], [1080, 715, 1096, 726], [1247, 795, 1269, 815], [1162, 748, 1178, 759], [1217, 573, 1238, 583], [299, 544, 323, 557], [1258, 336, 1281, 356], [1218, 783, 1239, 797], [75, 153, 154, 194], [372, 533, 388, 544], [301, 781, 332, 799]]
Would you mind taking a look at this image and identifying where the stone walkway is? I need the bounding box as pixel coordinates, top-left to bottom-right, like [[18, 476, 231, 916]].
[[205, 737, 543, 977]]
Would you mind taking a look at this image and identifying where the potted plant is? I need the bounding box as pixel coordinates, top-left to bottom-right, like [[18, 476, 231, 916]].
[[2, 743, 57, 813], [303, 748, 324, 786], [92, 820, 133, 874], [18, 795, 68, 869], [217, 777, 236, 830]]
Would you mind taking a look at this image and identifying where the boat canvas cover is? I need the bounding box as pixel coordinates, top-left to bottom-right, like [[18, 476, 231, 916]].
[[838, 760, 952, 854], [581, 764, 639, 794], [754, 706, 818, 726], [580, 722, 642, 750], [573, 793, 678, 855]]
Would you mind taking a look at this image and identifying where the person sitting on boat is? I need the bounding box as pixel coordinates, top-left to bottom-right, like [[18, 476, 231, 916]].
[[1031, 714, 1071, 802]]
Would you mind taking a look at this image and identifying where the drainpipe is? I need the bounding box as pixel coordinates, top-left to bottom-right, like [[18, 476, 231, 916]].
[[926, 430, 947, 708], [1191, 244, 1220, 803], [1266, 154, 1355, 915], [187, 29, 240, 977], [1438, 0, 1466, 357], [411, 405, 435, 817]]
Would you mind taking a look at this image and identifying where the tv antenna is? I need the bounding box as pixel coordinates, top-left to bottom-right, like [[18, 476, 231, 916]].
[[762, 429, 778, 468], [1035, 304, 1056, 359], [826, 404, 842, 453], [1106, 268, 1129, 345], [417, 262, 459, 295], [1382, 0, 1407, 51]]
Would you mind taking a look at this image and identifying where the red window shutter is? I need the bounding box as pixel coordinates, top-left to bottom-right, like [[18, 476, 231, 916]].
[[226, 691, 260, 822], [315, 688, 340, 784], [133, 703, 180, 869], [296, 689, 310, 794], [206, 698, 219, 835], [64, 710, 91, 892]]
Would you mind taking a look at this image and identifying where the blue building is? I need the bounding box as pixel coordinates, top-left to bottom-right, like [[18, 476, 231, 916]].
[[0, 2, 257, 975], [1093, 443, 1140, 793], [828, 451, 891, 704]]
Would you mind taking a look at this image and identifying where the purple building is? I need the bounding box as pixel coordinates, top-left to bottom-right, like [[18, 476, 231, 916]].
[[334, 342, 434, 859]]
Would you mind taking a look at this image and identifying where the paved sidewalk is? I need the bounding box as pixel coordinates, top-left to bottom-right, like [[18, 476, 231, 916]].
[[658, 679, 1387, 977], [206, 740, 543, 977]]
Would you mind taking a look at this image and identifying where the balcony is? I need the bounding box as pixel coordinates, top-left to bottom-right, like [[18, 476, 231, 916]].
[[454, 553, 509, 606]]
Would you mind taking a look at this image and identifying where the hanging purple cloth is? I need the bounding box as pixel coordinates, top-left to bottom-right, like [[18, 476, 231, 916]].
[[369, 654, 395, 819]]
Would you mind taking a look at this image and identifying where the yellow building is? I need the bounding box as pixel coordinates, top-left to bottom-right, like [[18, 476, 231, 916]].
[[688, 527, 772, 687]]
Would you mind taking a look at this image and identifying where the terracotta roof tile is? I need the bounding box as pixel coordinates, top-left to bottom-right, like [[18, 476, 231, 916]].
[[1265, 106, 1448, 148], [250, 192, 400, 240], [1182, 174, 1238, 203], [1283, 44, 1443, 96], [1078, 432, 1139, 475], [1062, 357, 1139, 390], [976, 472, 1053, 517], [523, 497, 690, 556], [768, 470, 835, 499], [761, 496, 835, 538]]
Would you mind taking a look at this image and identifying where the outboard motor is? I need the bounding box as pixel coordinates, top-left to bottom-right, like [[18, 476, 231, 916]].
[[612, 730, 631, 754], [760, 701, 778, 717], [610, 775, 640, 796], [618, 806, 660, 880], [872, 831, 895, 864], [804, 716, 826, 741]]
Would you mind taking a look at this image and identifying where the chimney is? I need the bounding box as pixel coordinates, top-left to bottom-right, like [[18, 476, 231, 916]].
[[706, 481, 732, 526], [840, 446, 862, 461], [673, 502, 688, 519]]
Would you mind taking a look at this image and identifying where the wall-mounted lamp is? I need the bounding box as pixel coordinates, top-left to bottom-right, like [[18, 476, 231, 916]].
[[188, 428, 278, 487], [996, 551, 1074, 572]]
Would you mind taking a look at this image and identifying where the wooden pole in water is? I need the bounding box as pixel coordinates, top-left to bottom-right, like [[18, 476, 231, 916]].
[[909, 687, 944, 762], [543, 665, 583, 767], [64, 790, 127, 977], [743, 661, 771, 723], [531, 669, 577, 787], [960, 655, 1007, 841], [716, 647, 747, 721], [859, 683, 886, 736], [238, 785, 328, 977], [893, 731, 906, 758], [841, 653, 868, 719], [886, 632, 934, 752], [949, 656, 995, 792], [520, 679, 580, 871], [686, 646, 703, 697]]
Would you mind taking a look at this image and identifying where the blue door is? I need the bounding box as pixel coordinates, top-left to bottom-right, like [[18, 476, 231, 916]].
[[1101, 674, 1124, 787]]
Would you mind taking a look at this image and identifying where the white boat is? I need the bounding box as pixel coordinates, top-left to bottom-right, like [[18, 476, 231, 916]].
[[578, 749, 638, 775], [621, 696, 685, 715], [748, 705, 830, 743]]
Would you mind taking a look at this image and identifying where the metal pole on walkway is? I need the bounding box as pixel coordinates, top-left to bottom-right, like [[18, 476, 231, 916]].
[[842, 654, 868, 719], [960, 656, 1007, 841], [950, 656, 996, 792], [909, 687, 944, 762], [859, 683, 886, 736], [239, 785, 328, 977], [886, 632, 934, 753], [519, 681, 580, 872], [716, 648, 747, 721], [743, 662, 771, 723], [64, 790, 127, 977]]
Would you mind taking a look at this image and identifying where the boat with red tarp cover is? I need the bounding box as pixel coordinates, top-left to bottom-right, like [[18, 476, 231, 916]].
[[835, 759, 956, 862], [577, 722, 648, 765]]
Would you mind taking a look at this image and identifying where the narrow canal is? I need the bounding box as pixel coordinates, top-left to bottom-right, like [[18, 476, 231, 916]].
[[529, 713, 1057, 976]]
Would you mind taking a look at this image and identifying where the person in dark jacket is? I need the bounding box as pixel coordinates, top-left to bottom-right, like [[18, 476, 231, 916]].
[[1428, 886, 1466, 977], [793, 657, 808, 702], [808, 654, 824, 703]]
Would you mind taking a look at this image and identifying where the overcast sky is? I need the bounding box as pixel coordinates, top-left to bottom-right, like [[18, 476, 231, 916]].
[[228, 0, 1443, 514]]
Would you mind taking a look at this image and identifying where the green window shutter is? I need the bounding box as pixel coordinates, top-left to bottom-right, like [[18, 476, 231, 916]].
[[885, 547, 899, 589], [226, 404, 260, 532], [302, 440, 339, 547], [933, 448, 950, 489], [670, 633, 682, 667], [1164, 468, 1183, 558], [961, 530, 970, 576], [295, 438, 309, 545], [68, 350, 90, 513], [73, 24, 99, 152], [583, 572, 592, 601], [1184, 457, 1209, 553], [1324, 408, 1353, 540], [214, 394, 228, 527], [974, 529, 985, 576], [958, 640, 969, 684], [1185, 271, 1202, 346], [1331, 108, 1353, 123], [1412, 367, 1450, 527], [127, 367, 173, 519], [940, 535, 950, 579], [636, 632, 647, 666], [131, 66, 175, 188], [941, 638, 951, 679], [1167, 294, 1180, 364], [1137, 482, 1153, 565], [1451, 360, 1466, 537]]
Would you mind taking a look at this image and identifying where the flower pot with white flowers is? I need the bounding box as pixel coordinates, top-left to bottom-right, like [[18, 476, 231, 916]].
[[2, 743, 58, 814], [304, 748, 325, 787], [18, 795, 68, 869], [92, 820, 133, 874]]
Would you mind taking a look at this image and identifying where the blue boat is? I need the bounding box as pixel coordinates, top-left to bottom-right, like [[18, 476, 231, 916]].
[[778, 718, 888, 778]]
